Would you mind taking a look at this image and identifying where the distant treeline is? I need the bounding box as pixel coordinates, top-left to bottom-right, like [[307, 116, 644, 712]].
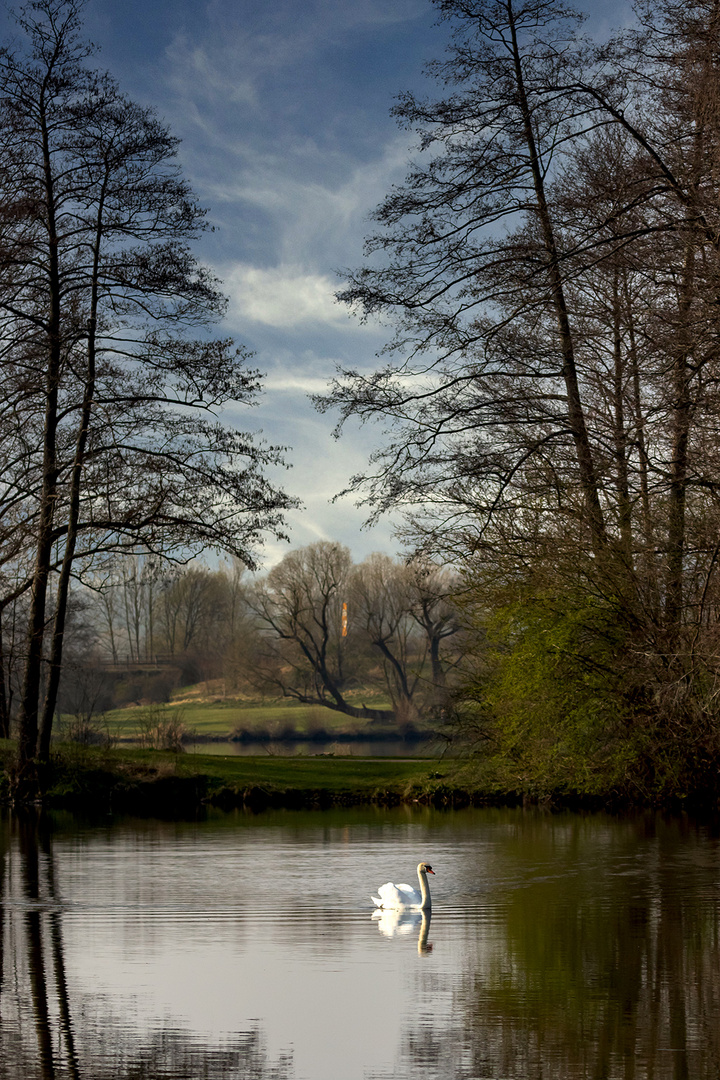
[[25, 544, 461, 729]]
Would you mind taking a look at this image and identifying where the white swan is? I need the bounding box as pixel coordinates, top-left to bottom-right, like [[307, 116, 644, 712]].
[[371, 862, 434, 910]]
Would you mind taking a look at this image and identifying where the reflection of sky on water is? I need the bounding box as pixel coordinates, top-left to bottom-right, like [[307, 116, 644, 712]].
[[21, 812, 474, 1080], [3, 808, 720, 1079], [67, 913, 418, 1079]]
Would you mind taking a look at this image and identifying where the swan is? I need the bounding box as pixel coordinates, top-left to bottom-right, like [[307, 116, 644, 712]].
[[371, 862, 434, 910]]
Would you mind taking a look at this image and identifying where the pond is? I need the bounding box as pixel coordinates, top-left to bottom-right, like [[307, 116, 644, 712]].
[[1, 806, 719, 1079], [185, 738, 443, 757]]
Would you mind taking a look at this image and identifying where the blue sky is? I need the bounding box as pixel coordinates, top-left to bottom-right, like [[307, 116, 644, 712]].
[[86, 0, 444, 567], [4, 0, 633, 566]]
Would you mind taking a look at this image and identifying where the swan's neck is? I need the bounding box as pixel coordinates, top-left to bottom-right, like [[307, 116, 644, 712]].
[[417, 868, 431, 910]]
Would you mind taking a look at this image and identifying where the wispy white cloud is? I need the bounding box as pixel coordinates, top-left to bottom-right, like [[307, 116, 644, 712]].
[[86, 0, 432, 560], [184, 122, 414, 275], [263, 374, 336, 394], [223, 264, 354, 329], [169, 0, 430, 90], [157, 0, 426, 265]]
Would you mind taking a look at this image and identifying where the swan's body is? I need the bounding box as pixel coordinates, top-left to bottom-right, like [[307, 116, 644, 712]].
[[371, 862, 434, 910]]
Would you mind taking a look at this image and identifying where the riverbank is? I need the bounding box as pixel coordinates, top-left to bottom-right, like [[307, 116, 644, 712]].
[[0, 743, 464, 814], [2, 742, 717, 814], [95, 696, 415, 742]]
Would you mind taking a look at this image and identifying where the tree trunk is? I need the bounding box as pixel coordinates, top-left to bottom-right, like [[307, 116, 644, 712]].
[[101, 590, 119, 664], [664, 237, 696, 634], [612, 269, 632, 562], [372, 636, 414, 704], [428, 632, 446, 690], [123, 574, 136, 662], [38, 179, 106, 760], [17, 85, 62, 769], [147, 569, 155, 662], [0, 621, 9, 740], [508, 0, 607, 558], [37, 331, 96, 759], [622, 271, 660, 618], [282, 690, 395, 722]]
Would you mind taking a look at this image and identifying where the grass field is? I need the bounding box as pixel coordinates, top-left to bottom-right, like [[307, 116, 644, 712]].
[[0, 739, 455, 810], [168, 750, 438, 792], [90, 697, 420, 740]]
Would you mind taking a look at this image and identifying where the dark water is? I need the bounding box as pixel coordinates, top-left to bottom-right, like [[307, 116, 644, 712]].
[[1, 807, 719, 1079], [185, 738, 442, 757]]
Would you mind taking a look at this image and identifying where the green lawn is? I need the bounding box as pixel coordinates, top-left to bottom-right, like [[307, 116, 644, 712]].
[[95, 698, 413, 740], [0, 738, 452, 810], [169, 750, 437, 791]]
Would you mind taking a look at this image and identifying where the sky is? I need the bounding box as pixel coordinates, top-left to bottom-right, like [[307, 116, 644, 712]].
[[2, 0, 633, 568]]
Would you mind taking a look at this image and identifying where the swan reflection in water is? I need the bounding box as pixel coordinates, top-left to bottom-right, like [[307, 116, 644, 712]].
[[372, 908, 433, 953]]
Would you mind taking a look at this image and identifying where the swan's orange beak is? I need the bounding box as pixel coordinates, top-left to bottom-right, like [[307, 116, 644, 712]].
[[427, 867, 435, 874]]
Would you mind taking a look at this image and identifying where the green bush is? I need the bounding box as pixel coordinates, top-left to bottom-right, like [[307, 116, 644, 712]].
[[452, 579, 720, 803], [454, 591, 650, 797]]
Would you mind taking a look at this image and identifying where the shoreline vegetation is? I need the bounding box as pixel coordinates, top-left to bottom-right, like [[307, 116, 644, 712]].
[[0, 741, 454, 814], [2, 740, 718, 817], [2, 695, 718, 815], [3, 694, 719, 814]]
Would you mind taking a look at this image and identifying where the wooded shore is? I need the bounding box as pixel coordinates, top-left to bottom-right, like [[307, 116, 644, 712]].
[[0, 743, 451, 813], [1, 744, 717, 816]]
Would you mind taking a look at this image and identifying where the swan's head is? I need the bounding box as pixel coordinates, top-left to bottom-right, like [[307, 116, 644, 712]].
[[418, 862, 435, 875]]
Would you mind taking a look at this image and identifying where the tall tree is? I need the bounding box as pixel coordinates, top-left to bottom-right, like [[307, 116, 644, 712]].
[[320, 0, 609, 560], [0, 0, 293, 766], [318, 0, 720, 788]]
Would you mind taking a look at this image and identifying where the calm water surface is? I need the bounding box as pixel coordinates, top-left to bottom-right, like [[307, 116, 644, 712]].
[[185, 739, 441, 757], [1, 806, 719, 1079]]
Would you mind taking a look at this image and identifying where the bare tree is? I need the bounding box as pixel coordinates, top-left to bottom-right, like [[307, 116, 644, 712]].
[[156, 567, 229, 664], [249, 542, 395, 721], [246, 545, 462, 724], [350, 554, 422, 715], [405, 560, 462, 695], [0, 0, 294, 766], [320, 0, 610, 561]]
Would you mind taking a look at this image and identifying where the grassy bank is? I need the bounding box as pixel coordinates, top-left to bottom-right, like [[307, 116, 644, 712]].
[[0, 742, 460, 813], [86, 697, 429, 742], [3, 741, 716, 814]]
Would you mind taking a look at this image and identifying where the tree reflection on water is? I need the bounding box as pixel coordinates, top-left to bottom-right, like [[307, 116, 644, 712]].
[[0, 813, 293, 1080], [70, 1030, 292, 1080], [464, 818, 720, 1080], [373, 816, 720, 1080], [2, 810, 720, 1079]]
